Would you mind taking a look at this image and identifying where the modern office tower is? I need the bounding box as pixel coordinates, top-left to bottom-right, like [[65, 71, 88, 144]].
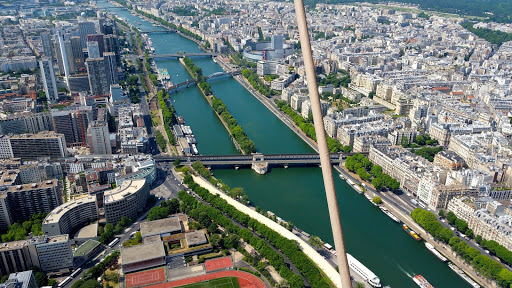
[[51, 107, 91, 145], [104, 52, 119, 84], [78, 21, 96, 48], [9, 132, 68, 159], [87, 34, 105, 56], [104, 178, 149, 224], [97, 12, 106, 34], [39, 57, 58, 104], [70, 36, 84, 70], [87, 41, 101, 58], [54, 37, 64, 75], [64, 40, 75, 74], [56, 31, 70, 87], [271, 35, 284, 50], [2, 270, 37, 288], [104, 34, 121, 66], [42, 195, 98, 236], [0, 179, 61, 229], [87, 121, 112, 154], [0, 135, 13, 159], [102, 22, 115, 35], [0, 234, 72, 277], [41, 32, 53, 60], [34, 234, 73, 272], [68, 75, 91, 93], [0, 112, 53, 135], [86, 57, 114, 96]]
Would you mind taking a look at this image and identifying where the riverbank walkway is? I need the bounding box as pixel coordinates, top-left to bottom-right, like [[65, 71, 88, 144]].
[[191, 175, 343, 288]]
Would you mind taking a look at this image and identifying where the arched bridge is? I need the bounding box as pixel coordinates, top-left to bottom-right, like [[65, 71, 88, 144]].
[[166, 70, 241, 93]]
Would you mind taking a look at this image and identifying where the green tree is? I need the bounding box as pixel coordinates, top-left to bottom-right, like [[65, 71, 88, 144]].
[[446, 211, 457, 225], [372, 196, 383, 205], [438, 209, 445, 218], [309, 235, 323, 249], [209, 234, 222, 247]]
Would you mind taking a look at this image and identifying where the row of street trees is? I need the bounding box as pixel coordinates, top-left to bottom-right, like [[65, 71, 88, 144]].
[[344, 154, 399, 191], [182, 173, 333, 288], [275, 100, 351, 153], [412, 208, 512, 287]]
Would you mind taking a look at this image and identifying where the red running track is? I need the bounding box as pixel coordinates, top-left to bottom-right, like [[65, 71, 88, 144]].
[[145, 271, 266, 288]]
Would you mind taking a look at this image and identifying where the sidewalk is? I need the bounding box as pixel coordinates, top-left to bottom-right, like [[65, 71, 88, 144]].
[[191, 175, 343, 288]]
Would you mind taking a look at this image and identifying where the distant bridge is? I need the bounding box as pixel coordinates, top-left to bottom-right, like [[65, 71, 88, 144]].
[[155, 153, 353, 168], [147, 53, 217, 59], [140, 30, 176, 34], [167, 70, 241, 93]]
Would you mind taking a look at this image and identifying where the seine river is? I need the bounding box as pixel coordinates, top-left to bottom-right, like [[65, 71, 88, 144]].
[[97, 2, 470, 287]]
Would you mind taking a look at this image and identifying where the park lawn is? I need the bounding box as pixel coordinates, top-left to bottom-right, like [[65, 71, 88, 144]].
[[177, 277, 240, 288]]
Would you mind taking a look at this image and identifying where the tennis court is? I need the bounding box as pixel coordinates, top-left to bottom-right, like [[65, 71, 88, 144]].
[[204, 257, 233, 272], [125, 267, 167, 288]]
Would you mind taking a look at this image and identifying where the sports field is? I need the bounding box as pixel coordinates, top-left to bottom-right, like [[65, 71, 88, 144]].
[[176, 277, 240, 288], [125, 267, 167, 288]]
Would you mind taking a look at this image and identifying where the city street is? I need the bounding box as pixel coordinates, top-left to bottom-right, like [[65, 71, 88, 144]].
[[64, 168, 181, 288]]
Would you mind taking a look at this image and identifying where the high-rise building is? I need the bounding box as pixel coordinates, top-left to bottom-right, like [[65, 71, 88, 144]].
[[2, 270, 37, 288], [0, 234, 72, 277], [78, 21, 96, 49], [9, 132, 68, 159], [271, 35, 284, 50], [64, 40, 75, 74], [0, 179, 61, 229], [87, 41, 101, 59], [86, 57, 115, 96], [0, 112, 53, 135], [34, 234, 73, 272], [87, 121, 112, 154], [86, 34, 105, 57], [104, 34, 121, 66], [70, 36, 84, 70], [102, 22, 115, 35], [51, 107, 91, 145], [104, 52, 119, 85], [56, 31, 70, 87], [41, 32, 53, 60], [39, 58, 58, 104]]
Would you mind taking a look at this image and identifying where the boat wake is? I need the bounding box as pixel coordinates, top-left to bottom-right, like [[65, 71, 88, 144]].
[[396, 264, 415, 279]]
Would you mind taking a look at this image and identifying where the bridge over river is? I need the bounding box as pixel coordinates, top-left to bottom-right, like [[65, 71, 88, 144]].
[[155, 153, 360, 174], [166, 70, 241, 93]]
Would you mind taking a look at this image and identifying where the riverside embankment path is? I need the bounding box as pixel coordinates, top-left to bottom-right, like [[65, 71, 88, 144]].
[[98, 2, 472, 287]]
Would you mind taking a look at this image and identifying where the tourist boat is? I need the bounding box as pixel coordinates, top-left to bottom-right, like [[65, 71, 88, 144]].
[[402, 224, 422, 241], [380, 207, 400, 223], [178, 116, 185, 125], [413, 275, 434, 288], [191, 144, 198, 155], [424, 242, 447, 262], [347, 253, 382, 287], [448, 263, 480, 288]]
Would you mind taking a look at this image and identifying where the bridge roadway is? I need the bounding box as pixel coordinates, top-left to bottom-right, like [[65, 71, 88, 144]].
[[147, 53, 217, 59], [155, 153, 359, 167], [167, 70, 241, 92]]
